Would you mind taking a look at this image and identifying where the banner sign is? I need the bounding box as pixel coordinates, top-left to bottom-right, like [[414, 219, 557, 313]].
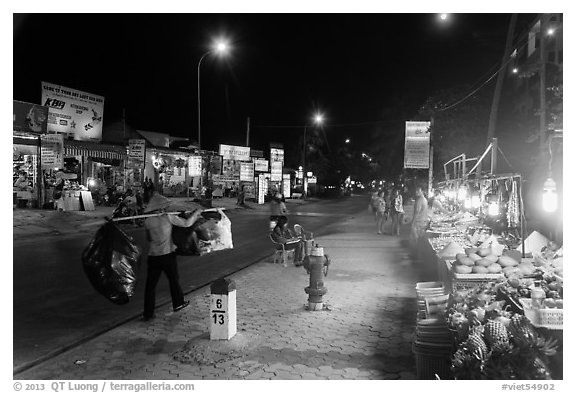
[[40, 134, 64, 169], [41, 82, 105, 141], [258, 174, 267, 204], [254, 158, 269, 172], [271, 161, 283, 181], [250, 149, 264, 158], [219, 144, 251, 161], [188, 155, 202, 177], [270, 147, 284, 163], [404, 121, 431, 169], [283, 174, 291, 198], [222, 159, 241, 177], [13, 100, 48, 134], [128, 139, 146, 160], [240, 162, 255, 182]]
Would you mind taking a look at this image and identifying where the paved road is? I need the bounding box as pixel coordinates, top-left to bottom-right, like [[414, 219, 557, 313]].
[[13, 196, 365, 374]]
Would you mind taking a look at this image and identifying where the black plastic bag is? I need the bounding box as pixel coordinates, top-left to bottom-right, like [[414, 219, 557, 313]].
[[82, 222, 141, 305], [172, 225, 200, 255]]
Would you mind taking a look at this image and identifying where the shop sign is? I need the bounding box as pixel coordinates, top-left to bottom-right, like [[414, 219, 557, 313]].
[[219, 144, 251, 161], [308, 176, 317, 184], [40, 134, 64, 169], [240, 162, 254, 182], [283, 174, 291, 198], [404, 121, 431, 169], [254, 158, 269, 172], [41, 82, 105, 142], [250, 149, 264, 158], [13, 100, 48, 134], [270, 148, 284, 163], [222, 159, 241, 177], [271, 161, 283, 181], [258, 174, 267, 204], [188, 155, 202, 177], [128, 139, 146, 160]]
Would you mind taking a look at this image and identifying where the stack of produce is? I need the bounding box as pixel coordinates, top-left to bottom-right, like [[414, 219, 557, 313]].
[[447, 283, 559, 379]]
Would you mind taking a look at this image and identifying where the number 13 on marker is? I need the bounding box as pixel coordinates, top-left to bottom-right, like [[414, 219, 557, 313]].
[[211, 296, 225, 324]]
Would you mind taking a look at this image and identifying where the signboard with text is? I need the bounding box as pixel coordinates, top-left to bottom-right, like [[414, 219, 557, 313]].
[[188, 155, 202, 177], [270, 147, 284, 163], [240, 162, 255, 182], [254, 158, 269, 172], [40, 134, 64, 169], [219, 144, 251, 161], [404, 121, 431, 169], [41, 82, 105, 141], [271, 161, 283, 181], [283, 174, 291, 198]]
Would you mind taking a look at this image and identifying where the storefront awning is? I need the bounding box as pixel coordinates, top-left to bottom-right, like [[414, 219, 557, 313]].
[[65, 140, 127, 160]]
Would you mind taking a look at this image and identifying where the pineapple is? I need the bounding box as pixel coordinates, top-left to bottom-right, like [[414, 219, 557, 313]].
[[508, 314, 536, 347], [467, 333, 488, 360], [484, 320, 509, 348]]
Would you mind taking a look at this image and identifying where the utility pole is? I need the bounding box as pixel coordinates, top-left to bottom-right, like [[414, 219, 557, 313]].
[[539, 16, 548, 154], [246, 117, 250, 147], [486, 14, 517, 146]]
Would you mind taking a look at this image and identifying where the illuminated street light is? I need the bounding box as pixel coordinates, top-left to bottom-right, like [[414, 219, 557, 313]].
[[512, 67, 519, 74], [197, 39, 230, 150], [345, 138, 350, 143], [302, 113, 324, 197], [439, 14, 449, 21]]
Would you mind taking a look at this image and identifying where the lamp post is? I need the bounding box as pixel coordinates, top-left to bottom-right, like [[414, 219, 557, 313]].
[[302, 113, 324, 198], [197, 41, 229, 151]]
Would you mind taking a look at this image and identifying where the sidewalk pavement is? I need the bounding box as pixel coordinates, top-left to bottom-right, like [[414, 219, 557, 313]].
[[15, 205, 425, 380], [12, 197, 309, 240]]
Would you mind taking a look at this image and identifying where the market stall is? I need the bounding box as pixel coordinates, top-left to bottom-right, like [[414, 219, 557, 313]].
[[413, 199, 563, 380]]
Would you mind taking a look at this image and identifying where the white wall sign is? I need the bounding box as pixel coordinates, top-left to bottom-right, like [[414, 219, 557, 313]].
[[271, 161, 283, 181], [240, 162, 255, 182], [188, 155, 202, 177], [219, 144, 251, 161], [128, 139, 146, 160], [270, 148, 284, 163], [41, 82, 105, 141], [40, 134, 64, 169], [404, 121, 431, 169], [283, 174, 291, 198], [254, 158, 269, 172]]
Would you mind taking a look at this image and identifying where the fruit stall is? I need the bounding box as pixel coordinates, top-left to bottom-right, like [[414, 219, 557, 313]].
[[412, 172, 563, 380]]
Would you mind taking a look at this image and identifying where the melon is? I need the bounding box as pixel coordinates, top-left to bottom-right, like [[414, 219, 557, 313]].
[[484, 254, 499, 263], [487, 263, 503, 273], [475, 258, 493, 267], [502, 249, 522, 263], [454, 264, 473, 274], [472, 266, 489, 274], [518, 263, 536, 276], [468, 253, 482, 262], [477, 248, 492, 257], [498, 255, 519, 267], [456, 256, 475, 266]]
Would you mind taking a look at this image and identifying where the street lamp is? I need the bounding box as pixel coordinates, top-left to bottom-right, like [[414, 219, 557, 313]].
[[197, 40, 229, 150], [302, 113, 324, 197]]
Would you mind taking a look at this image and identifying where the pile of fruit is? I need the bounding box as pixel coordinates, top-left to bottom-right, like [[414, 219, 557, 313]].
[[447, 283, 559, 380]]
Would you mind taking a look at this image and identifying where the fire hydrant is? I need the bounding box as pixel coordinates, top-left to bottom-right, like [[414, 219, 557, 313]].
[[302, 244, 330, 311]]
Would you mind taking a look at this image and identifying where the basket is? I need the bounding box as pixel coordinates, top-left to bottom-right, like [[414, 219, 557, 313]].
[[451, 271, 504, 292], [412, 342, 452, 380], [519, 298, 563, 330]]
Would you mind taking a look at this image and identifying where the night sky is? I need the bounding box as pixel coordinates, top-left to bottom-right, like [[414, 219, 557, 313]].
[[13, 11, 529, 159]]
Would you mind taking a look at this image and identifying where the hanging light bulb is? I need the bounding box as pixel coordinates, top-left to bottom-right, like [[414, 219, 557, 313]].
[[471, 194, 481, 209], [542, 177, 558, 213], [487, 194, 500, 216], [464, 197, 472, 209], [457, 186, 467, 201]]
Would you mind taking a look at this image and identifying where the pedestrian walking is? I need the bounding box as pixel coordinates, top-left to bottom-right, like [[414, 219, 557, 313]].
[[269, 191, 287, 230], [410, 185, 429, 251], [375, 190, 387, 234], [390, 188, 405, 236], [142, 194, 203, 321]]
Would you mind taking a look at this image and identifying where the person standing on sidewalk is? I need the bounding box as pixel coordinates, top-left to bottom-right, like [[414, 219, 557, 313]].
[[410, 185, 429, 250], [375, 190, 387, 234], [142, 194, 202, 321], [269, 191, 287, 230], [390, 187, 405, 236]]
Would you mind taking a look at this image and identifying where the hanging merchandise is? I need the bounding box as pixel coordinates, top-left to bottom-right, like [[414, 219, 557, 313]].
[[507, 179, 520, 228]]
